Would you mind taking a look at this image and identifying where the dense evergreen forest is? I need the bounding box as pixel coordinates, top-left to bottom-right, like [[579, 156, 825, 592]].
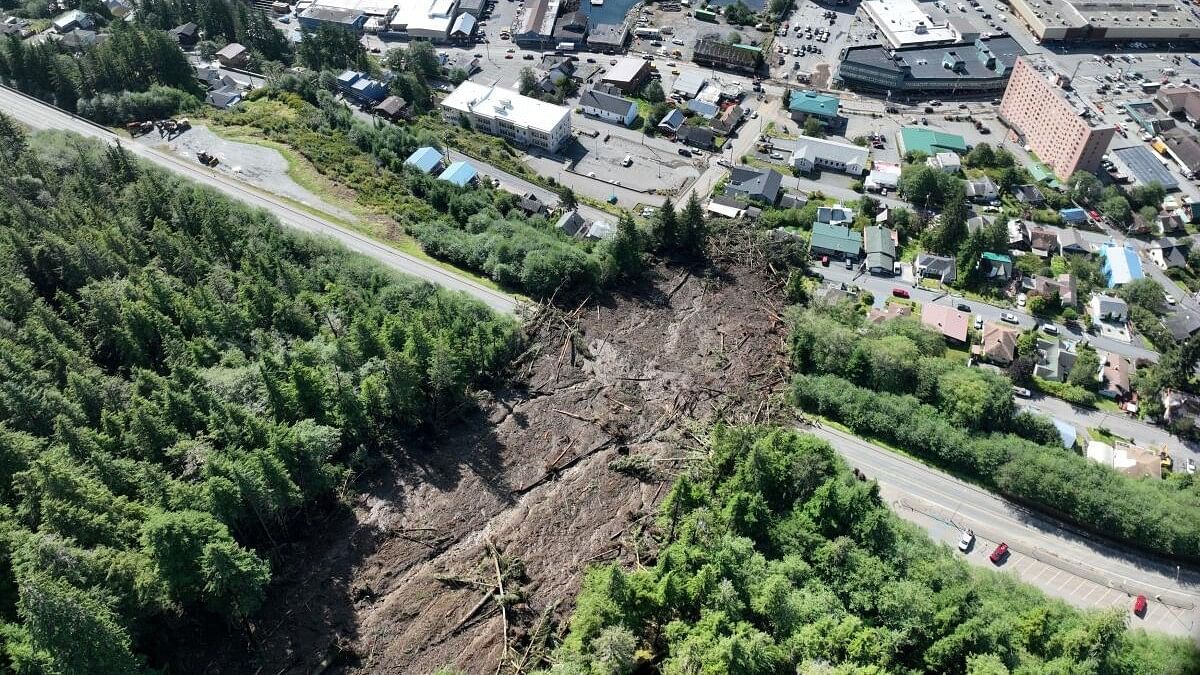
[[547, 426, 1200, 674], [788, 309, 1200, 560], [0, 117, 518, 672]]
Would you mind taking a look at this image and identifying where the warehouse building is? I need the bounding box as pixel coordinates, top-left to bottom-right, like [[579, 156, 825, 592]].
[[298, 5, 367, 33], [837, 35, 1024, 94], [441, 81, 572, 152], [861, 0, 960, 48], [693, 38, 762, 73]]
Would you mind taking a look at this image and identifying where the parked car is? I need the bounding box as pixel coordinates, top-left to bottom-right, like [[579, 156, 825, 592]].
[[892, 288, 910, 299], [1016, 293, 1027, 308], [1133, 594, 1147, 616], [1165, 293, 1177, 305], [1001, 312, 1018, 324], [844, 258, 853, 270], [957, 530, 974, 552], [1042, 324, 1059, 335], [956, 303, 971, 312], [1013, 386, 1032, 397], [677, 148, 692, 157], [974, 314, 984, 330], [820, 255, 830, 266], [989, 542, 1009, 564]]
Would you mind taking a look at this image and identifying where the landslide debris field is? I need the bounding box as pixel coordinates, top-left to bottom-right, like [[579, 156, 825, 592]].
[[184, 246, 793, 674]]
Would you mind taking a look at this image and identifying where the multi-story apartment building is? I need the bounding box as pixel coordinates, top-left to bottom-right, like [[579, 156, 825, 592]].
[[999, 56, 1114, 181], [440, 81, 572, 153]]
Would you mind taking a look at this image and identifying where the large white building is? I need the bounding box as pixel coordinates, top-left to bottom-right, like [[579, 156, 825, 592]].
[[441, 81, 572, 152], [388, 0, 457, 39], [862, 0, 960, 48]]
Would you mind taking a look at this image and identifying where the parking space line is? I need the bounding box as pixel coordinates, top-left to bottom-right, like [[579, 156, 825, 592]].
[[1041, 569, 1064, 586]]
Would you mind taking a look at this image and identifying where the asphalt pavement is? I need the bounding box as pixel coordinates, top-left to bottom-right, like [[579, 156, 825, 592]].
[[0, 85, 520, 314], [807, 423, 1200, 638]]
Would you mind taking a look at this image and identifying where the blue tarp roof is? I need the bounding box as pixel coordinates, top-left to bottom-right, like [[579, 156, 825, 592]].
[[1100, 242, 1144, 287], [405, 146, 442, 174], [1059, 207, 1087, 222], [439, 160, 477, 187]]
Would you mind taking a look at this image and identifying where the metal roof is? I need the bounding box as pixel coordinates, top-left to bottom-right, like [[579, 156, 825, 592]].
[[438, 160, 477, 187], [788, 90, 839, 118], [405, 146, 443, 173], [1111, 146, 1179, 191]]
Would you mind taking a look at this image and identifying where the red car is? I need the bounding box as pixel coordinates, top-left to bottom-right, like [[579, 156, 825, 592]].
[[892, 288, 910, 299], [1133, 595, 1147, 616], [821, 255, 830, 267], [989, 542, 1009, 564], [1088, 209, 1101, 221]]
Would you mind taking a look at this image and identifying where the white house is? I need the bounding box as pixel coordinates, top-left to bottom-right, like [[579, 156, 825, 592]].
[[926, 151, 962, 173], [441, 81, 572, 152], [579, 88, 637, 127]]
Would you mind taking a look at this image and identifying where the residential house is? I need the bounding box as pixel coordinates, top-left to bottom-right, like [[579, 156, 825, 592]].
[[1007, 219, 1029, 249], [1157, 212, 1186, 235], [1027, 226, 1059, 258], [1033, 337, 1076, 382], [579, 88, 638, 127], [867, 304, 913, 323], [1162, 388, 1200, 427], [915, 253, 956, 283], [1149, 239, 1188, 270], [170, 22, 199, 46], [926, 152, 962, 173], [1059, 207, 1088, 225], [105, 0, 132, 18], [967, 214, 994, 236], [1099, 352, 1133, 400], [671, 71, 707, 99], [405, 146, 444, 174], [686, 97, 719, 119], [711, 105, 744, 135], [979, 252, 1013, 279], [205, 86, 242, 110], [601, 57, 651, 93], [810, 222, 863, 261], [657, 109, 685, 134], [556, 209, 616, 240], [817, 205, 854, 227], [1086, 440, 1162, 479], [1012, 184, 1045, 205], [864, 226, 897, 276], [864, 162, 901, 193], [1026, 274, 1077, 307], [57, 30, 102, 51], [517, 194, 548, 217], [1099, 241, 1144, 287], [216, 43, 249, 68], [51, 9, 92, 33], [779, 193, 808, 209], [336, 70, 387, 104], [438, 160, 478, 187], [676, 125, 716, 150], [976, 322, 1019, 365], [965, 175, 999, 203], [1165, 309, 1200, 342], [1090, 294, 1128, 324], [812, 284, 854, 306], [374, 95, 409, 120], [708, 196, 747, 220], [921, 304, 969, 343], [1057, 228, 1089, 256], [784, 136, 869, 176], [726, 166, 782, 205]]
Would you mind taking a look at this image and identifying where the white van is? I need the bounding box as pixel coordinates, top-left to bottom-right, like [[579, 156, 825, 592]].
[[622, 154, 633, 167]]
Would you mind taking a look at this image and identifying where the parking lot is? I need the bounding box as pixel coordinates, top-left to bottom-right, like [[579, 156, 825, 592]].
[[771, 0, 857, 86]]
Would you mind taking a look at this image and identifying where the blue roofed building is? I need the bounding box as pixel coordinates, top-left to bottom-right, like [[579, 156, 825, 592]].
[[1059, 207, 1087, 224], [439, 160, 478, 187], [336, 70, 388, 104], [1100, 241, 1144, 287], [405, 146, 444, 174]]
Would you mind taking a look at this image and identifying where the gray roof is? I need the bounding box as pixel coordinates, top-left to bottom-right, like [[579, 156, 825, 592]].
[[965, 175, 998, 199], [1161, 127, 1200, 173], [672, 71, 706, 98], [658, 108, 685, 131], [1112, 146, 1179, 191], [1165, 309, 1200, 341], [1058, 228, 1088, 252], [677, 125, 715, 147], [299, 5, 364, 23], [840, 35, 1023, 83], [727, 166, 782, 203], [916, 252, 956, 281], [864, 226, 896, 271], [1152, 238, 1187, 268], [580, 88, 635, 117], [206, 86, 242, 109], [587, 23, 627, 47]]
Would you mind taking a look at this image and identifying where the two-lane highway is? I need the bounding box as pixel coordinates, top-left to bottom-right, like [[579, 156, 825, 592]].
[[0, 86, 521, 315]]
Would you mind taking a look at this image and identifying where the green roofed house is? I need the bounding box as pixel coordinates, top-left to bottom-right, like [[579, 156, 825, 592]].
[[897, 127, 968, 157], [810, 222, 863, 261], [864, 225, 897, 276], [789, 90, 841, 126], [1026, 161, 1062, 189], [979, 251, 1013, 279]]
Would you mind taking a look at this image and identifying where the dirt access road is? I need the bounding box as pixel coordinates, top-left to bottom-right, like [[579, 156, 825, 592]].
[[179, 244, 793, 674]]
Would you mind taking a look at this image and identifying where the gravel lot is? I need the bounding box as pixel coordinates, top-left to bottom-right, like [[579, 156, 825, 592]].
[[137, 125, 356, 221]]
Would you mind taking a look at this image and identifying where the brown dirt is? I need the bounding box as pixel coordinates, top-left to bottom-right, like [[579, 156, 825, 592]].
[[183, 248, 792, 675]]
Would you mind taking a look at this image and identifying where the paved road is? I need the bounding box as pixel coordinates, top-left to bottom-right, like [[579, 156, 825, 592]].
[[809, 423, 1200, 638], [444, 148, 613, 225], [814, 262, 1161, 363], [1018, 393, 1200, 459], [0, 86, 520, 314]]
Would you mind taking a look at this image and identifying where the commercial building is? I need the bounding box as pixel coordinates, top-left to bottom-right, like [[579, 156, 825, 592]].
[[862, 0, 960, 48], [1111, 145, 1179, 191], [788, 90, 840, 125], [514, 0, 561, 48], [779, 136, 869, 175], [998, 56, 1114, 181], [838, 35, 1023, 94], [388, 0, 459, 40], [441, 81, 571, 153], [692, 38, 761, 73], [298, 5, 367, 33], [1007, 0, 1200, 42], [336, 70, 388, 104], [587, 23, 628, 52], [601, 58, 651, 94], [1157, 85, 1200, 127], [1159, 127, 1200, 178], [897, 127, 967, 156], [1125, 99, 1175, 135], [579, 88, 637, 127], [552, 10, 587, 49]]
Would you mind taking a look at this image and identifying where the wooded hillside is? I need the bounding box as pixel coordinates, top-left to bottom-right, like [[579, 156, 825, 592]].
[[0, 117, 518, 672]]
